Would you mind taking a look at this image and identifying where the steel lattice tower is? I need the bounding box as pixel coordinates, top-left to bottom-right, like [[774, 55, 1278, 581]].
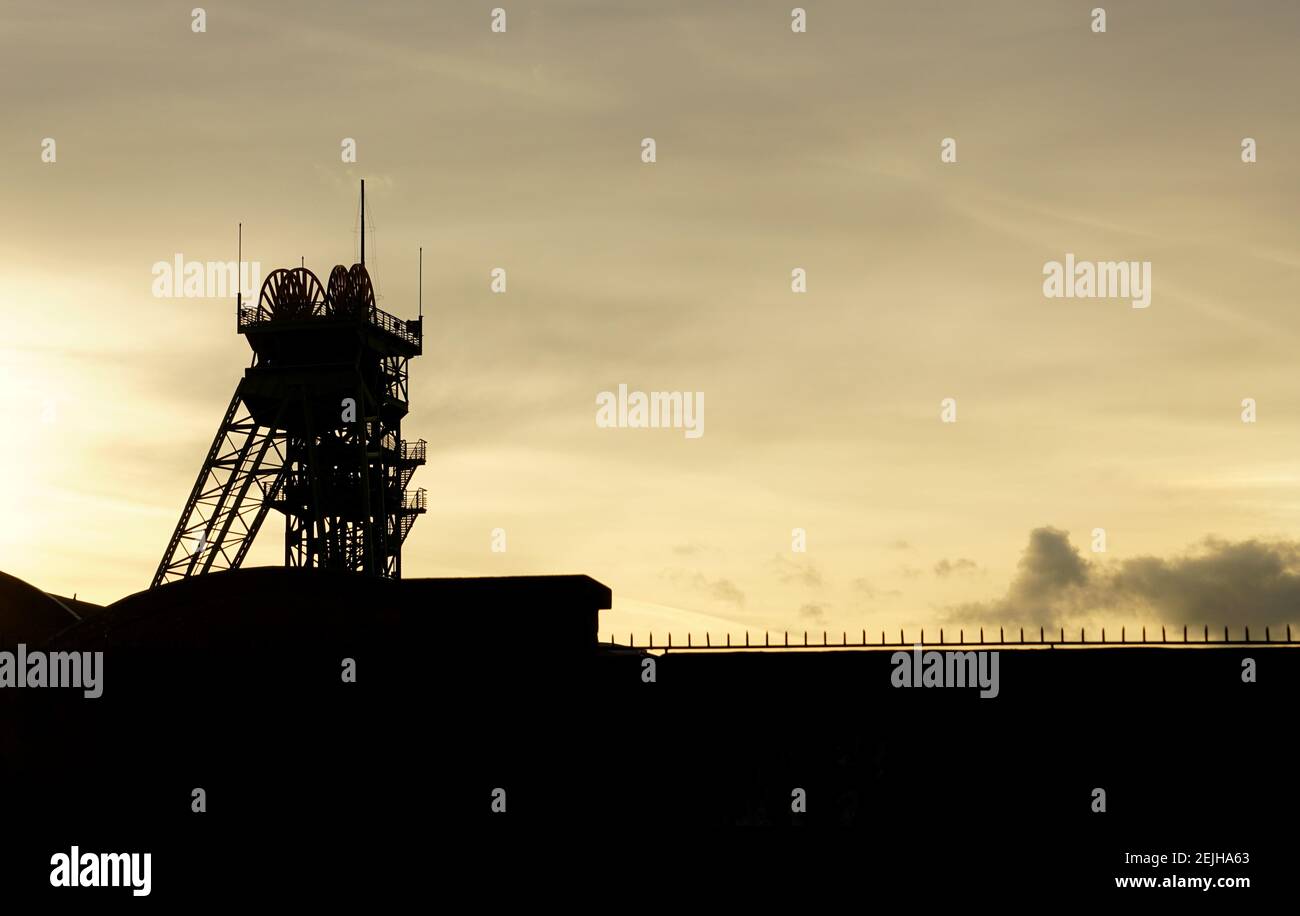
[[153, 185, 426, 587]]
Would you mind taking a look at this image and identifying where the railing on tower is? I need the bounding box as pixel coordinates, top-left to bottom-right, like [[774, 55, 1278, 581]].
[[239, 301, 421, 349]]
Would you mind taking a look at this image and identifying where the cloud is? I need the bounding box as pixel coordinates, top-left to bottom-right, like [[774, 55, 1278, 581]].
[[799, 603, 826, 620], [888, 540, 913, 551], [705, 578, 746, 607], [948, 527, 1300, 629], [851, 578, 902, 603], [1110, 538, 1300, 630], [770, 555, 823, 588], [661, 569, 745, 607], [934, 557, 981, 578]]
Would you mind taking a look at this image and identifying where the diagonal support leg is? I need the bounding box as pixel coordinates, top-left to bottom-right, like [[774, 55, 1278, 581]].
[[151, 390, 290, 588]]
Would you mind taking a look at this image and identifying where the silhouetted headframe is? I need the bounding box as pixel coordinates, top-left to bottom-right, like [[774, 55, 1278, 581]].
[[152, 182, 426, 587]]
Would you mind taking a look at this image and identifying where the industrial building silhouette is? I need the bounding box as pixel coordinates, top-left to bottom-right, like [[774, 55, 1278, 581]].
[[3, 561, 1295, 896]]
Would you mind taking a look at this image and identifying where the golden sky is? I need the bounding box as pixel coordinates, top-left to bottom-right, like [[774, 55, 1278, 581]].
[[2, 1, 1300, 639]]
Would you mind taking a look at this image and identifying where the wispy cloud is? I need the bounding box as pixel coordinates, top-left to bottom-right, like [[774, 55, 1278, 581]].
[[770, 555, 823, 588]]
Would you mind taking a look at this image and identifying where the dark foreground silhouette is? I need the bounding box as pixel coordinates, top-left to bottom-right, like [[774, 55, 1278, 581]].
[[1, 566, 1292, 899]]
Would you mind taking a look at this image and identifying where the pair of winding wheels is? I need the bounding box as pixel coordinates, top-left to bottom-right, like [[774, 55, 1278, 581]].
[[258, 264, 375, 320]]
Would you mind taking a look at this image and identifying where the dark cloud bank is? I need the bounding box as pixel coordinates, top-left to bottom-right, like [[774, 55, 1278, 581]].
[[947, 527, 1300, 630]]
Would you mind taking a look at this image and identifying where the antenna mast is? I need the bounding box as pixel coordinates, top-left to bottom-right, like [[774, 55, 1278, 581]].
[[360, 179, 365, 266], [418, 246, 423, 321]]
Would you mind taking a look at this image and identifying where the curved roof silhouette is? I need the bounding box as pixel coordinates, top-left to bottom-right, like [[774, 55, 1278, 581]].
[[0, 570, 99, 645]]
